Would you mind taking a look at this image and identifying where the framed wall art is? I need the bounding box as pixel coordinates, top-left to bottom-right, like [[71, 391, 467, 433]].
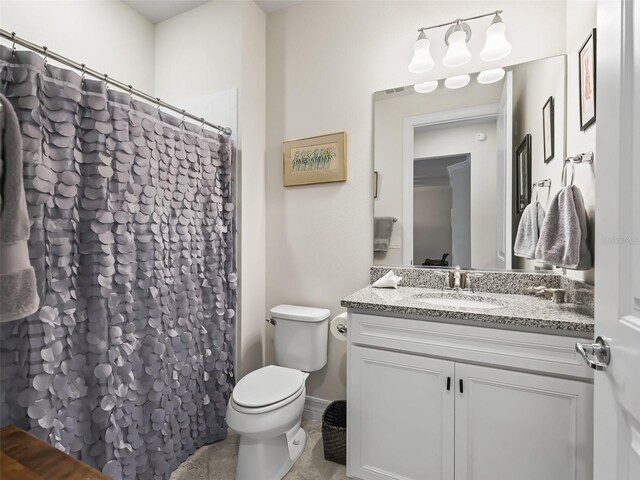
[[282, 132, 347, 186], [515, 134, 532, 215], [579, 28, 597, 131], [543, 96, 555, 163]]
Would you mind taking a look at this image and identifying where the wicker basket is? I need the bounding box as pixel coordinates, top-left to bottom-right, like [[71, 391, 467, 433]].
[[322, 400, 347, 465]]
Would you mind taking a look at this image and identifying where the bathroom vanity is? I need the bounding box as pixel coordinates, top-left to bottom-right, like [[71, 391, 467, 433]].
[[342, 268, 595, 480]]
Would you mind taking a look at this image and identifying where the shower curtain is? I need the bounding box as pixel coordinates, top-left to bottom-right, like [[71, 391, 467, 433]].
[[0, 45, 236, 479]]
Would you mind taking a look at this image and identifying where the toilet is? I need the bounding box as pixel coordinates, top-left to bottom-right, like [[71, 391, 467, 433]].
[[226, 304, 330, 480]]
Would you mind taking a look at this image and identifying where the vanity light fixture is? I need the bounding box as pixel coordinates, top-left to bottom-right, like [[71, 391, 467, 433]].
[[480, 13, 512, 61], [408, 31, 435, 73], [414, 80, 439, 93], [445, 74, 471, 89], [410, 10, 511, 72], [477, 67, 506, 84]]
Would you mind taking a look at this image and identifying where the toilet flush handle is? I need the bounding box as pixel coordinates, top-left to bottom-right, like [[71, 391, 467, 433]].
[[265, 318, 276, 326]]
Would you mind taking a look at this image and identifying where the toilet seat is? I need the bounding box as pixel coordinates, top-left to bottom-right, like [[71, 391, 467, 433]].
[[232, 365, 305, 413]]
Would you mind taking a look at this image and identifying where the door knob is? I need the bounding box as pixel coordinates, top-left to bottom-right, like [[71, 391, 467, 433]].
[[575, 336, 610, 371]]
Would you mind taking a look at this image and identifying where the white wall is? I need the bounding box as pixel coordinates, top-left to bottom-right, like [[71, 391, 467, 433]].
[[0, 0, 156, 92], [413, 184, 453, 265], [414, 120, 498, 269], [565, 0, 596, 284], [266, 0, 568, 401], [154, 0, 267, 379]]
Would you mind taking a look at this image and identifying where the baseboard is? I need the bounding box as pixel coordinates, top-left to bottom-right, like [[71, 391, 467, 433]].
[[303, 395, 331, 422]]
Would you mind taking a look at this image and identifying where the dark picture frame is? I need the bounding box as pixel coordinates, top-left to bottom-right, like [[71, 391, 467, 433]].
[[579, 28, 597, 131], [543, 96, 555, 163], [515, 134, 532, 215]]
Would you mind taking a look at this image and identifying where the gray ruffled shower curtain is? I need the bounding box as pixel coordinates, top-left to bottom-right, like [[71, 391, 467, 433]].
[[0, 45, 236, 479]]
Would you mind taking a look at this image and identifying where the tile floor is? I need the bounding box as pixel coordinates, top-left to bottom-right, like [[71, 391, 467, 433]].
[[170, 419, 348, 480]]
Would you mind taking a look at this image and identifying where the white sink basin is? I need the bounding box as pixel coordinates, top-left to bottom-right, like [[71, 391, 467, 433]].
[[413, 293, 504, 310]]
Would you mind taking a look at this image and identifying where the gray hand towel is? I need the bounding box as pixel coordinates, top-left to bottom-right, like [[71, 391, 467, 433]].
[[535, 185, 592, 270], [0, 94, 39, 322], [514, 201, 545, 259], [374, 216, 395, 252]]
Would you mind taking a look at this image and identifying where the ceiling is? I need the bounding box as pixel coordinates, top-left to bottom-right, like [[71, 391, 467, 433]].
[[122, 0, 305, 23], [122, 1, 209, 24], [254, 1, 305, 14]]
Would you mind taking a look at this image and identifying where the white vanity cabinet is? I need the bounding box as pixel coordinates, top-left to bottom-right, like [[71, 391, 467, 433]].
[[347, 312, 594, 480]]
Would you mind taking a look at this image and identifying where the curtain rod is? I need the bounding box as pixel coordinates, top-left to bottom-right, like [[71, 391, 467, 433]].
[[0, 29, 232, 135]]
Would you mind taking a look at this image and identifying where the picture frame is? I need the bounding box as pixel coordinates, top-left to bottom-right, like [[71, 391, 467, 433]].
[[579, 28, 597, 131], [515, 134, 532, 215], [543, 96, 555, 163], [282, 132, 347, 186]]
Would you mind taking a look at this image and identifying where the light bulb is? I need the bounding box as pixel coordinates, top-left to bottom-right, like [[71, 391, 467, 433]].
[[409, 32, 435, 74], [481, 15, 512, 62], [414, 80, 439, 93], [444, 74, 471, 89], [477, 67, 506, 84], [443, 26, 471, 68]]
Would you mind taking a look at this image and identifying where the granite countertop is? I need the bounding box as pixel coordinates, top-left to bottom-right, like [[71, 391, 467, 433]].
[[341, 286, 594, 335]]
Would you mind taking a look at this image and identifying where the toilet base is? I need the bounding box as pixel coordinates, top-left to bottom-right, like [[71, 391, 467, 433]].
[[235, 422, 306, 480]]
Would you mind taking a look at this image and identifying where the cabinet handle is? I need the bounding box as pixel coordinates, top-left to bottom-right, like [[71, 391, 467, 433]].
[[446, 377, 451, 391], [459, 379, 464, 394]]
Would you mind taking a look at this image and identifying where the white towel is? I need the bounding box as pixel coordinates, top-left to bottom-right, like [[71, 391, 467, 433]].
[[535, 185, 592, 270], [374, 217, 395, 252], [372, 270, 403, 289], [514, 201, 545, 259]]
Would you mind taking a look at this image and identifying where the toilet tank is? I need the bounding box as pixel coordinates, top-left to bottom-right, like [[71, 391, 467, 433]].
[[271, 304, 330, 372]]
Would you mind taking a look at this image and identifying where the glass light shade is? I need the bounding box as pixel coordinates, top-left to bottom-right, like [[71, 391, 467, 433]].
[[414, 80, 439, 93], [409, 36, 435, 74], [477, 67, 506, 84], [444, 74, 471, 89], [480, 21, 512, 61], [443, 30, 471, 68]]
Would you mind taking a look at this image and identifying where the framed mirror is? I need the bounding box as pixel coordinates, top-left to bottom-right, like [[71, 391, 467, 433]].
[[373, 55, 567, 271]]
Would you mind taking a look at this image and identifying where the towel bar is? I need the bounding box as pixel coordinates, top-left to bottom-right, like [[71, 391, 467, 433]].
[[565, 152, 594, 164]]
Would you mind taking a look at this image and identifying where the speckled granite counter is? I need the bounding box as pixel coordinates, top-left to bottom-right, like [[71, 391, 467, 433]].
[[341, 286, 594, 335]]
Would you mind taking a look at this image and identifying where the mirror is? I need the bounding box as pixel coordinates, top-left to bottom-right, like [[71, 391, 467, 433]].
[[373, 55, 569, 271]]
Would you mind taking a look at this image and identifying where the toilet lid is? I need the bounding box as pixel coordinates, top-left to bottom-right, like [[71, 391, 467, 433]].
[[232, 365, 305, 408]]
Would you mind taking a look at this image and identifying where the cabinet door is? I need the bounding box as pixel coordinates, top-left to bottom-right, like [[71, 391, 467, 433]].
[[348, 346, 454, 480], [454, 363, 593, 480]]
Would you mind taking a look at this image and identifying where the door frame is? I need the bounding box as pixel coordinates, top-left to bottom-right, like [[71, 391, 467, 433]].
[[402, 104, 499, 265]]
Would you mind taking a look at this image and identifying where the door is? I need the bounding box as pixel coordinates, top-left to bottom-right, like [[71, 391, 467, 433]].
[[448, 158, 471, 267], [454, 363, 593, 480], [591, 1, 640, 479], [496, 71, 513, 269], [348, 346, 454, 480]]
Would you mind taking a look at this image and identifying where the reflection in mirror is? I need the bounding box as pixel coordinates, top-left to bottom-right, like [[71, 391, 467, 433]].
[[373, 55, 574, 272]]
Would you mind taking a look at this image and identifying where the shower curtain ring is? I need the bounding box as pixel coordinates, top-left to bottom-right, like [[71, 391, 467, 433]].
[[42, 46, 48, 66], [200, 118, 205, 132], [180, 110, 186, 127], [80, 64, 86, 85], [11, 32, 16, 58], [156, 98, 161, 113]]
